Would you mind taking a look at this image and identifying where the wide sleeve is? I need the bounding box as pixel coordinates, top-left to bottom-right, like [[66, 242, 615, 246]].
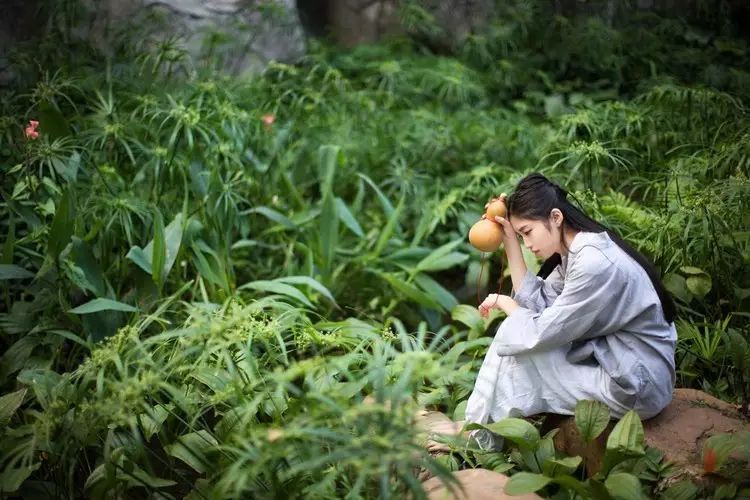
[[512, 266, 565, 313], [496, 248, 626, 356]]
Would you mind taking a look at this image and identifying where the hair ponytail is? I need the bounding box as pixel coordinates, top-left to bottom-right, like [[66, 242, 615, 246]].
[[507, 173, 676, 323]]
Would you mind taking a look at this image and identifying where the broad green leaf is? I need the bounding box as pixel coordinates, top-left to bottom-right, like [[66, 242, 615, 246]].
[[602, 410, 645, 474], [484, 417, 540, 450], [0, 265, 34, 280], [244, 206, 296, 229], [60, 151, 80, 182], [357, 172, 395, 217], [319, 191, 338, 279], [451, 304, 485, 336], [415, 239, 468, 273], [161, 213, 184, 278], [0, 335, 39, 381], [152, 209, 166, 290], [68, 298, 138, 314], [127, 213, 183, 284], [126, 246, 152, 274], [165, 430, 218, 474], [686, 274, 712, 298], [386, 247, 432, 263], [47, 188, 75, 260], [139, 404, 171, 440], [606, 410, 644, 455], [0, 388, 27, 426], [0, 464, 39, 493], [532, 433, 557, 471], [659, 480, 699, 500], [542, 456, 582, 477], [335, 197, 364, 238], [70, 237, 106, 296], [504, 472, 552, 495], [702, 434, 738, 472], [375, 272, 442, 310], [414, 273, 458, 311], [189, 160, 209, 197], [575, 400, 611, 442], [663, 273, 691, 303], [276, 276, 337, 305], [130, 467, 177, 488], [318, 146, 340, 280], [48, 329, 91, 350], [371, 195, 404, 258], [679, 266, 706, 275], [1, 212, 14, 264], [549, 474, 590, 496], [604, 472, 646, 500], [712, 483, 737, 500], [191, 244, 228, 289], [238, 280, 314, 307], [17, 369, 62, 412], [318, 145, 341, 193], [453, 400, 467, 421]]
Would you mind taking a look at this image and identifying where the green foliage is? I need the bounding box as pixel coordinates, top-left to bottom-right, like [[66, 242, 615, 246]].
[[465, 407, 659, 499], [0, 302, 488, 497]]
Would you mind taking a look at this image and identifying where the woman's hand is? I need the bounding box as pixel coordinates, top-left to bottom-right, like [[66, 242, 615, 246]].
[[478, 293, 519, 318], [482, 194, 516, 244], [493, 214, 517, 244]]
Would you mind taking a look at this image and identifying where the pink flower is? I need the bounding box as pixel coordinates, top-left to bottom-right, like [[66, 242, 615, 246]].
[[261, 114, 275, 130], [25, 120, 40, 140]]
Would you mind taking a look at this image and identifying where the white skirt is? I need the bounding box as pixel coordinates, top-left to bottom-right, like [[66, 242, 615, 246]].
[[465, 328, 635, 448]]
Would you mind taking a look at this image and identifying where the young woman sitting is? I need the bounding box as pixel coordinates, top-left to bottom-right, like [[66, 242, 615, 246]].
[[462, 173, 677, 449]]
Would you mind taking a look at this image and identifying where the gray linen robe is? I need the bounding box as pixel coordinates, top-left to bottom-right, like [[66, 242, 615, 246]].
[[465, 231, 676, 439]]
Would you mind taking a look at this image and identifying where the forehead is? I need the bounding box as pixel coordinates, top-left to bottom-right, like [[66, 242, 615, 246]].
[[509, 217, 544, 230]]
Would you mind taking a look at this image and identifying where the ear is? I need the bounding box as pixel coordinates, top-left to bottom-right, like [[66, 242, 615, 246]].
[[550, 208, 564, 228]]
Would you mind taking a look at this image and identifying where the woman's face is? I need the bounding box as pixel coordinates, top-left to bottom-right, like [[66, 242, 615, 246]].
[[509, 213, 563, 259]]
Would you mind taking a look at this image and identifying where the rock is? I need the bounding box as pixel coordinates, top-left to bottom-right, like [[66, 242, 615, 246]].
[[641, 389, 747, 475], [327, 0, 401, 48], [100, 0, 307, 75], [547, 389, 749, 477], [422, 469, 543, 500], [299, 0, 496, 50], [1, 0, 306, 82]]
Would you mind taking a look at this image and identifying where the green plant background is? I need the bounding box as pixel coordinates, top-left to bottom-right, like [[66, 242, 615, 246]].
[[1, 0, 749, 498]]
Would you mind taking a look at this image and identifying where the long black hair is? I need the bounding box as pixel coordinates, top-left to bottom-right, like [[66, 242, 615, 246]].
[[506, 173, 676, 323]]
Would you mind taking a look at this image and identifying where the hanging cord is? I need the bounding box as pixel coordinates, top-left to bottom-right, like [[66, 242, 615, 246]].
[[476, 253, 486, 306], [496, 251, 505, 295], [476, 249, 505, 307]]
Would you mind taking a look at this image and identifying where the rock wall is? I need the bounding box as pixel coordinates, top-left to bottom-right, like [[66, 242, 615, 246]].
[[297, 0, 496, 48], [2, 0, 748, 85], [1, 0, 307, 83]]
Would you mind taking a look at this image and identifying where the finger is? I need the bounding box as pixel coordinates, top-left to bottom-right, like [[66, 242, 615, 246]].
[[495, 216, 513, 231], [427, 442, 449, 453]]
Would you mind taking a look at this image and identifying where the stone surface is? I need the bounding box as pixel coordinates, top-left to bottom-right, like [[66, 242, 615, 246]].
[[422, 469, 543, 500], [328, 0, 401, 48], [642, 389, 747, 473], [304, 0, 496, 49], [1, 0, 306, 82], [106, 0, 307, 75], [547, 389, 749, 477]]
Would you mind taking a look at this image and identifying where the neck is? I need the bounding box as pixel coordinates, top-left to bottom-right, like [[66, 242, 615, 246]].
[[560, 228, 580, 255]]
